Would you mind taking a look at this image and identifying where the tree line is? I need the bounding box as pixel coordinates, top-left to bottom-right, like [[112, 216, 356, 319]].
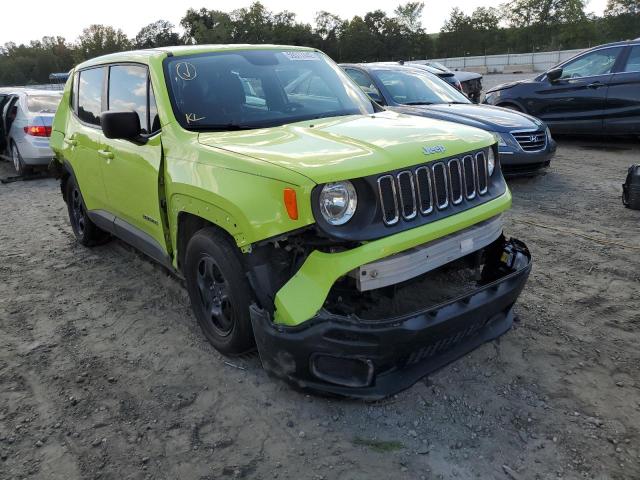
[[0, 0, 638, 86]]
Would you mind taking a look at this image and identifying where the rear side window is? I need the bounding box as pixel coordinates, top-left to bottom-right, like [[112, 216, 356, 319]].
[[27, 95, 61, 113], [108, 65, 148, 134], [77, 67, 104, 125], [623, 46, 640, 73]]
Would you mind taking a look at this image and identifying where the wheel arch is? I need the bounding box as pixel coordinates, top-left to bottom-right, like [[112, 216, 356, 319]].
[[175, 211, 240, 273]]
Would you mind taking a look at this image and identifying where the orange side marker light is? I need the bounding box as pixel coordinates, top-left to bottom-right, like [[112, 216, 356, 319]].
[[283, 188, 298, 220]]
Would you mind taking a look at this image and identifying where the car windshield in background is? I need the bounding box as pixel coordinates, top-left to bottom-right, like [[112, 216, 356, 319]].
[[27, 95, 61, 113], [164, 49, 376, 130], [375, 69, 470, 106]]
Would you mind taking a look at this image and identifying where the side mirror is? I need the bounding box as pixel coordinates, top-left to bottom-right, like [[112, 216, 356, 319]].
[[100, 111, 142, 141], [546, 68, 563, 83]]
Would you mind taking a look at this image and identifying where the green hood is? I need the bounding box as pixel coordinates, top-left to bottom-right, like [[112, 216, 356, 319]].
[[198, 111, 494, 184]]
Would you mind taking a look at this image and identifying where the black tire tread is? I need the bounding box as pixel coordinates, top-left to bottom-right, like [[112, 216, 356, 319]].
[[184, 227, 255, 355]]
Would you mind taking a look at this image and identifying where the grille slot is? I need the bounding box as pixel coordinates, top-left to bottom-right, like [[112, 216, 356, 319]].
[[432, 163, 449, 209], [377, 175, 399, 225], [476, 152, 488, 194], [462, 155, 476, 199], [376, 150, 491, 226], [397, 171, 417, 220], [448, 159, 463, 205], [512, 130, 547, 152], [415, 166, 433, 215]]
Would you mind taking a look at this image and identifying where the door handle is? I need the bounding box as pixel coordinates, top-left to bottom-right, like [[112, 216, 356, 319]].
[[587, 81, 605, 89], [98, 149, 114, 160], [63, 137, 77, 146]]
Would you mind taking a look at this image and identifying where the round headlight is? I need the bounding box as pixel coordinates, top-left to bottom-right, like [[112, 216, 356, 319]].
[[487, 148, 496, 176], [319, 181, 357, 225]]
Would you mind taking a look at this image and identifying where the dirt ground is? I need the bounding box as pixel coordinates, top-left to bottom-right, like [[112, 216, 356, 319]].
[[1, 135, 639, 480]]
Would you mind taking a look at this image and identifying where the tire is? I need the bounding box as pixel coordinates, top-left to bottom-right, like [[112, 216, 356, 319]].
[[184, 227, 255, 355], [65, 176, 109, 246], [11, 142, 31, 176], [499, 103, 523, 113]]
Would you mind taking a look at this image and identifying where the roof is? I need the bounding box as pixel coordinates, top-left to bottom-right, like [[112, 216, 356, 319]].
[[339, 62, 431, 74], [76, 44, 317, 70]]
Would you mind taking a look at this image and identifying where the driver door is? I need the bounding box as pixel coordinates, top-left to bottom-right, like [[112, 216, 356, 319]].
[[531, 46, 624, 133]]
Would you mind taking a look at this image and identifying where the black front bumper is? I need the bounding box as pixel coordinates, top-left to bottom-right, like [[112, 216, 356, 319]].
[[250, 238, 532, 400]]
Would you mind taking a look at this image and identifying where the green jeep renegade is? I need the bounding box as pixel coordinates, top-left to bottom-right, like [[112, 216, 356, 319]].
[[51, 45, 531, 399]]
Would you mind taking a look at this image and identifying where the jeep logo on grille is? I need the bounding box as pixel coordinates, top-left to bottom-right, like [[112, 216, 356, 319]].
[[423, 145, 446, 155], [530, 134, 540, 142]]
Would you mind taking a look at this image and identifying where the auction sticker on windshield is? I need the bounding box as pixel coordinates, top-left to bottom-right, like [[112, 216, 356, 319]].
[[282, 51, 320, 61]]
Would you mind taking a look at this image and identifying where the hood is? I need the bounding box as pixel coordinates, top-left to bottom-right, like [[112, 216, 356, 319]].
[[390, 104, 541, 133], [197, 111, 494, 184], [486, 77, 538, 93]]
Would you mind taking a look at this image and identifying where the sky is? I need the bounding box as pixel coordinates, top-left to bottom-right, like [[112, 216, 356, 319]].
[[1, 0, 608, 46]]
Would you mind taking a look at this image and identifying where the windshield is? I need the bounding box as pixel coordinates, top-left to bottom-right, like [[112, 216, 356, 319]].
[[27, 95, 62, 113], [164, 49, 376, 130], [374, 69, 470, 105]]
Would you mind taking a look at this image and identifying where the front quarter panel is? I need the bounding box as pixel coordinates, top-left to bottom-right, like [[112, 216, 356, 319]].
[[161, 124, 317, 256]]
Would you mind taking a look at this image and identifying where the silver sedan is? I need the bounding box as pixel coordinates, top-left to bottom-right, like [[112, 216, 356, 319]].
[[1, 89, 63, 175]]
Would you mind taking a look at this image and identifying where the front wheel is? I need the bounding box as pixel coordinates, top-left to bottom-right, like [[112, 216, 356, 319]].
[[184, 227, 255, 355]]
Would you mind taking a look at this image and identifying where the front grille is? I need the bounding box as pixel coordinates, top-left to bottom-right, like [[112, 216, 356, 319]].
[[377, 152, 491, 226], [512, 130, 547, 152]]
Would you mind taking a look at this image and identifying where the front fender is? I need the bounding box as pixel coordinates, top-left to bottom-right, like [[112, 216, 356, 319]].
[[165, 158, 316, 255]]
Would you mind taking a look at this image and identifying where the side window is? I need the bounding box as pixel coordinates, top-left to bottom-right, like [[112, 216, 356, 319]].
[[77, 67, 104, 125], [345, 69, 383, 101], [622, 46, 640, 73], [148, 82, 160, 134], [108, 65, 148, 134], [560, 47, 623, 79]]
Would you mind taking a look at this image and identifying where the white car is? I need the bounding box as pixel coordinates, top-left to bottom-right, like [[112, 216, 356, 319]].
[[0, 88, 63, 175]]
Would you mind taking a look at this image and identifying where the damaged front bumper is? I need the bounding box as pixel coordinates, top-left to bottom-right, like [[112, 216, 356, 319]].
[[250, 236, 531, 400]]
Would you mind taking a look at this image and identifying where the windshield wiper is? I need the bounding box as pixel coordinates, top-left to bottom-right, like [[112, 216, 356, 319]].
[[403, 101, 433, 105]]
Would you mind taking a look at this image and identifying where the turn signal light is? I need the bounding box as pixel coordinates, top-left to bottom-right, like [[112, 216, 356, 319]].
[[283, 188, 298, 220], [24, 125, 52, 137]]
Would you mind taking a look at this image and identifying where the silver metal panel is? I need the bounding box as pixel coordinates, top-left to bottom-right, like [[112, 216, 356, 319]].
[[351, 215, 503, 292]]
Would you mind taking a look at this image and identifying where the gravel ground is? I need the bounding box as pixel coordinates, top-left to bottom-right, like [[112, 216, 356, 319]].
[[1, 136, 639, 480]]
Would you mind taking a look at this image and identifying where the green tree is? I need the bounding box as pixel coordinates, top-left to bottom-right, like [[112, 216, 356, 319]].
[[75, 25, 130, 62], [394, 2, 425, 33], [134, 20, 180, 48], [604, 0, 640, 16], [180, 8, 234, 44]]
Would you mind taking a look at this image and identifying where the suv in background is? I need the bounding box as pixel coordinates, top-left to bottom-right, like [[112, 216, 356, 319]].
[[484, 39, 640, 135], [0, 89, 62, 175], [51, 45, 531, 398]]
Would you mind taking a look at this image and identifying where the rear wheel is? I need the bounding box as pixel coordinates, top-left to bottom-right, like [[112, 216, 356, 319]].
[[65, 176, 109, 246], [11, 142, 30, 176], [184, 227, 255, 355]]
